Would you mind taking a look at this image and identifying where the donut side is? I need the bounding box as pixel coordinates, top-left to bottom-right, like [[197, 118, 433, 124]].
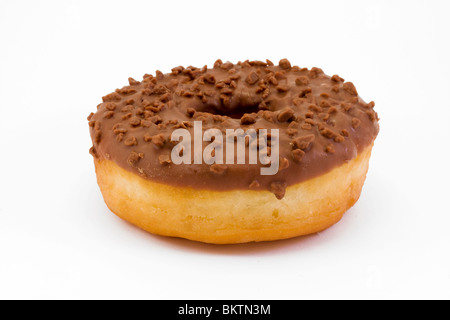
[[94, 143, 374, 244]]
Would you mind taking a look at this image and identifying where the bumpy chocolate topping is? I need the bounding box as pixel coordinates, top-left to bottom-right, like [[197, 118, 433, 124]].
[[88, 59, 379, 199]]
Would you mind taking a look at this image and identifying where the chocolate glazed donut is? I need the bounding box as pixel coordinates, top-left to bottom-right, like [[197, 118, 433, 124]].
[[88, 59, 379, 244]]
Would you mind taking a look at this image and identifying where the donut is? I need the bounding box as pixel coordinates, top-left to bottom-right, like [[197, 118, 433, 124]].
[[88, 59, 379, 244]]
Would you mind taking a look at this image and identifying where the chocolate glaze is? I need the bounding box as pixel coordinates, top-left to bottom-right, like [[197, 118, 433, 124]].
[[88, 59, 379, 199]]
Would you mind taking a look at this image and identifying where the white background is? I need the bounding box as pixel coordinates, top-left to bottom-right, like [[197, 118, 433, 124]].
[[1, 0, 449, 300]]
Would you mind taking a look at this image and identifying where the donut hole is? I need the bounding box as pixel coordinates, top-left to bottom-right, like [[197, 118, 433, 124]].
[[196, 104, 260, 119]]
